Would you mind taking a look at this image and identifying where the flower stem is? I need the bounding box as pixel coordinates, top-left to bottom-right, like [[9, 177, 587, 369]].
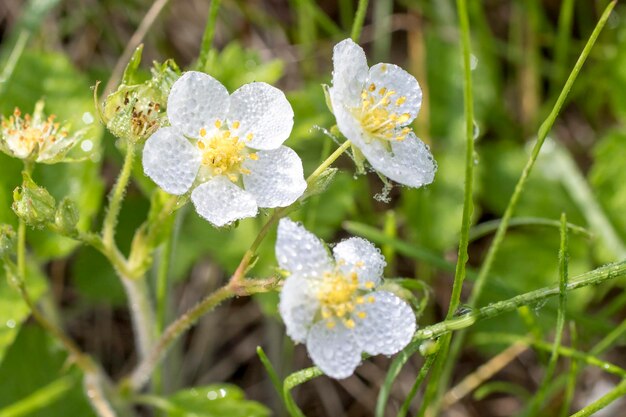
[[197, 0, 222, 70], [121, 274, 157, 361], [306, 140, 352, 184], [350, 0, 369, 42], [102, 142, 136, 249], [126, 276, 279, 391]]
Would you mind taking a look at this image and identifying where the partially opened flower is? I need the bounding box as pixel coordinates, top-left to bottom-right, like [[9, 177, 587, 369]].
[[0, 101, 85, 163], [277, 218, 416, 379], [328, 38, 436, 188], [142, 71, 307, 227]]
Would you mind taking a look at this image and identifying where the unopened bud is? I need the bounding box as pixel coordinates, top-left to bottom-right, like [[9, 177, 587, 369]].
[[12, 173, 56, 226]]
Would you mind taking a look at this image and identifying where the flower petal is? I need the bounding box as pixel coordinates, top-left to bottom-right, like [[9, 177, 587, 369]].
[[142, 127, 200, 195], [366, 63, 422, 125], [276, 218, 333, 279], [358, 131, 437, 188], [330, 38, 369, 109], [190, 177, 258, 227], [243, 146, 306, 208], [279, 275, 318, 344], [333, 237, 385, 289], [353, 291, 415, 356], [167, 71, 230, 138], [228, 82, 293, 150], [306, 320, 361, 379]]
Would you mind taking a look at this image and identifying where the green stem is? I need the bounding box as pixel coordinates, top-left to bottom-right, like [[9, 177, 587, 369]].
[[196, 0, 222, 71], [350, 0, 369, 42], [396, 354, 437, 417], [121, 275, 156, 361], [442, 1, 616, 409], [0, 30, 29, 97], [102, 142, 136, 249], [468, 216, 591, 242], [569, 379, 626, 417], [126, 277, 279, 391], [425, 0, 475, 410], [0, 375, 75, 417], [306, 140, 351, 184], [528, 214, 569, 416]]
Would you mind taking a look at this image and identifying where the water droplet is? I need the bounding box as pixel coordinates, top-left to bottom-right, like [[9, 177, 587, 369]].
[[6, 319, 16, 329], [473, 121, 480, 140], [422, 329, 433, 338], [82, 112, 94, 124], [207, 391, 218, 400], [81, 140, 93, 152], [470, 54, 478, 71]]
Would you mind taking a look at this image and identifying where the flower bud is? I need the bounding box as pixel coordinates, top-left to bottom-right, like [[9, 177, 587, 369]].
[[55, 197, 79, 233], [0, 224, 16, 258], [12, 173, 56, 226]]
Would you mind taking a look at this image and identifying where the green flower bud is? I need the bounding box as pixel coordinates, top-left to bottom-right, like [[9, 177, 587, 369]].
[[12, 173, 56, 226], [55, 197, 79, 233], [103, 46, 180, 144], [0, 224, 16, 258]]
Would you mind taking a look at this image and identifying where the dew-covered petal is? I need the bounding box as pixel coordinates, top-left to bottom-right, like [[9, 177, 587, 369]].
[[243, 146, 306, 208], [167, 71, 230, 138], [366, 63, 422, 125], [330, 38, 369, 109], [306, 321, 362, 379], [190, 176, 258, 227], [142, 127, 200, 195], [353, 130, 437, 188], [333, 237, 385, 288], [276, 218, 333, 280], [228, 82, 293, 150], [354, 291, 416, 356], [279, 275, 318, 344]]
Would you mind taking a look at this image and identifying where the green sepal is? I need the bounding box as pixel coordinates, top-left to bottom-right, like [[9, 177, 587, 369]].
[[12, 172, 56, 227], [54, 197, 79, 234], [0, 224, 16, 259]]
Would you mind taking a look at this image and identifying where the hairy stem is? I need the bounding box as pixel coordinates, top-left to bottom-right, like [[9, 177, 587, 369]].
[[121, 275, 156, 361], [102, 142, 136, 248]]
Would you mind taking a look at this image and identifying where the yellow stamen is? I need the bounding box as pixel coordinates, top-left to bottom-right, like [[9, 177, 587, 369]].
[[199, 128, 207, 137], [232, 121, 240, 129], [214, 120, 222, 129]]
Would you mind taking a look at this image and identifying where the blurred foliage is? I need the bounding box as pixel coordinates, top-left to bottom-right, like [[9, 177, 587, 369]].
[[0, 0, 625, 416]]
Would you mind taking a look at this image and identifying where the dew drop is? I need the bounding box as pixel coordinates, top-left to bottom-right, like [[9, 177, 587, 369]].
[[82, 112, 94, 124], [81, 140, 94, 152], [470, 54, 478, 71], [207, 391, 218, 400], [6, 319, 16, 329]]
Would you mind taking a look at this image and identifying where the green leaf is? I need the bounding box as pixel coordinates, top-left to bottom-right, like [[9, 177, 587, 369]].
[[0, 263, 47, 364], [589, 130, 626, 242], [165, 384, 270, 417], [0, 325, 95, 417]]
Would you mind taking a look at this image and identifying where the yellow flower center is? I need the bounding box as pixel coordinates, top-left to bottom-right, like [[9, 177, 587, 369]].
[[1, 107, 67, 159], [353, 82, 411, 143], [316, 269, 375, 330], [196, 120, 257, 182]]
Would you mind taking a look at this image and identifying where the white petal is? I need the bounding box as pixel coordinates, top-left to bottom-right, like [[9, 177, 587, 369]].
[[279, 275, 318, 344], [333, 237, 385, 288], [358, 132, 437, 188], [190, 177, 258, 227], [167, 71, 230, 138], [242, 146, 306, 208], [366, 63, 422, 125], [275, 219, 333, 279], [142, 127, 200, 195], [330, 39, 369, 109], [306, 321, 361, 379], [228, 82, 293, 150], [353, 291, 415, 356]]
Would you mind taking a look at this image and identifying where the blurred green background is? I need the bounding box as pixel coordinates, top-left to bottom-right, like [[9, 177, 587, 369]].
[[1, 0, 626, 416]]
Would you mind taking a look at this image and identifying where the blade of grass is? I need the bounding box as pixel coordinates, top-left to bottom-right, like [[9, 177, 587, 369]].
[[256, 347, 284, 400], [551, 0, 576, 96], [351, 0, 369, 42], [375, 343, 423, 417], [442, 2, 617, 410], [469, 216, 591, 242], [196, 0, 222, 71], [422, 0, 475, 411], [560, 322, 579, 417], [0, 375, 75, 417], [396, 354, 438, 417], [569, 379, 626, 417], [527, 213, 570, 416]]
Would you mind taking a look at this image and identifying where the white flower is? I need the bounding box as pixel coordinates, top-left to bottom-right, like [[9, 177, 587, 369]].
[[142, 71, 307, 227], [276, 218, 416, 379], [329, 39, 437, 188], [0, 101, 84, 163]]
